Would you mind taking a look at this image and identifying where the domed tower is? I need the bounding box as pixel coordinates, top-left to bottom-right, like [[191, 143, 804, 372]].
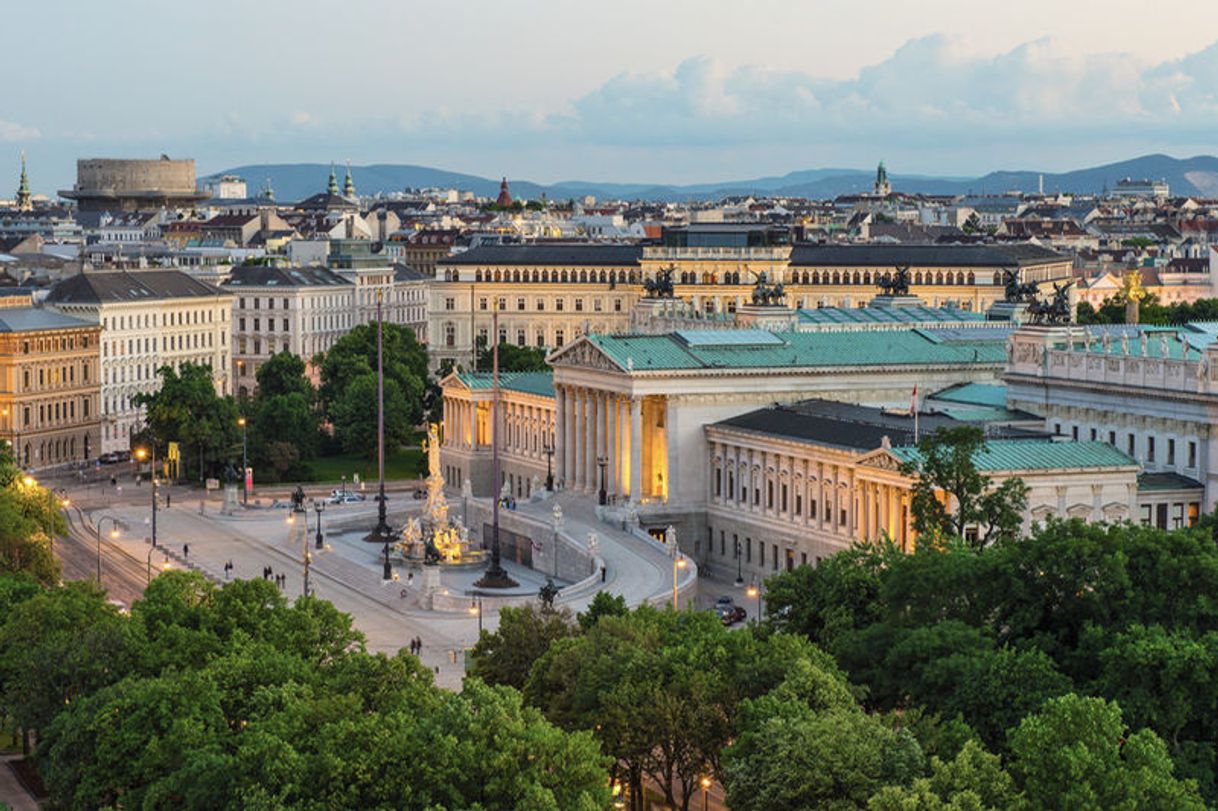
[[343, 161, 356, 198], [15, 152, 31, 211], [327, 163, 339, 195], [874, 161, 891, 196], [495, 176, 513, 207]]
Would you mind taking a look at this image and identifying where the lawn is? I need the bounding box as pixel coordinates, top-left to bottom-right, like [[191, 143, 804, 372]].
[[308, 447, 425, 483]]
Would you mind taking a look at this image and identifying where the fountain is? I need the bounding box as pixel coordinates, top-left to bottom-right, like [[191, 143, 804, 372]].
[[396, 423, 477, 567]]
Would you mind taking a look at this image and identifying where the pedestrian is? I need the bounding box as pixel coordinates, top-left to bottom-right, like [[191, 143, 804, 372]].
[[406, 571, 413, 586], [166, 492, 171, 508], [600, 565, 607, 583], [183, 543, 189, 559], [416, 637, 422, 656]]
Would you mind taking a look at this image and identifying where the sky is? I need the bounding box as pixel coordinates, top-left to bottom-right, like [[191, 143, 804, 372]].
[[10, 0, 1218, 193]]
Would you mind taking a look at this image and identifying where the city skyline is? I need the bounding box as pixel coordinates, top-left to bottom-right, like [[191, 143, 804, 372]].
[[11, 0, 1218, 192]]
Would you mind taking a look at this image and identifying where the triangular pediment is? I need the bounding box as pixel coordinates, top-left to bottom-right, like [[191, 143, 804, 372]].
[[856, 447, 908, 473], [547, 337, 627, 373]]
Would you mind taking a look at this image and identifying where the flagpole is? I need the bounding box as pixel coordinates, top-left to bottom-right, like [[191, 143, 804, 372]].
[[912, 385, 919, 444]]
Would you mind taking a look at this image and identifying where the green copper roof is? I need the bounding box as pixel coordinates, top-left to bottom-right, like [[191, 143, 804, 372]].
[[1137, 472, 1204, 492], [796, 305, 985, 325], [582, 329, 1007, 372], [457, 371, 554, 398], [891, 440, 1137, 472], [930, 383, 1009, 409]]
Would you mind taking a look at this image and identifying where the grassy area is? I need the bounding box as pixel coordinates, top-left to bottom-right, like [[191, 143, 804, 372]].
[[308, 448, 425, 483]]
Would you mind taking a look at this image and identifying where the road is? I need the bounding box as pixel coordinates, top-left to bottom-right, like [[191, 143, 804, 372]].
[[58, 504, 154, 608]]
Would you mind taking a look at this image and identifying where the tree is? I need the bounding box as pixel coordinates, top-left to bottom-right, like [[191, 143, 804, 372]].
[[962, 213, 983, 235], [253, 351, 314, 401], [475, 337, 549, 373], [329, 373, 414, 457], [577, 591, 628, 631], [318, 322, 428, 424], [867, 740, 1020, 810], [1007, 694, 1205, 810], [900, 426, 1028, 549], [468, 604, 576, 690], [134, 362, 241, 481]]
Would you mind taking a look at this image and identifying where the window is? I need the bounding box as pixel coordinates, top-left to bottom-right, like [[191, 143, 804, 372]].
[[444, 298, 455, 311], [1053, 422, 1061, 435], [594, 299, 603, 312], [727, 472, 734, 500], [781, 483, 788, 513], [766, 481, 774, 509], [810, 498, 817, 519], [574, 298, 584, 312], [614, 299, 622, 312], [282, 318, 288, 331], [1189, 441, 1198, 468], [253, 318, 261, 331], [1147, 436, 1156, 463], [556, 299, 564, 312], [1109, 430, 1117, 445], [1168, 438, 1176, 465], [1090, 428, 1097, 441], [759, 541, 765, 566], [517, 298, 525, 311], [795, 493, 802, 516], [1128, 434, 1136, 456], [1071, 426, 1079, 440], [745, 538, 751, 563], [239, 317, 246, 331], [253, 299, 260, 310], [773, 544, 779, 571], [498, 297, 506, 310], [536, 299, 545, 311], [715, 469, 722, 497], [268, 298, 274, 310], [555, 330, 564, 346], [516, 329, 526, 346], [840, 507, 847, 526], [444, 323, 455, 347], [479, 297, 488, 311]]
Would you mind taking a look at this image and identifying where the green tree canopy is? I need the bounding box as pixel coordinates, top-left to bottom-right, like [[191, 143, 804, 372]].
[[134, 362, 241, 481], [317, 321, 428, 421], [468, 604, 577, 691]]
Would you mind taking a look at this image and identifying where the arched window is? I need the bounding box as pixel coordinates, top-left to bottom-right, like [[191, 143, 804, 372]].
[[863, 271, 872, 285], [532, 270, 539, 282], [967, 271, 976, 284], [561, 271, 569, 283], [935, 271, 944, 284], [475, 270, 483, 282], [832, 271, 841, 284], [542, 270, 551, 282], [992, 271, 1002, 285]]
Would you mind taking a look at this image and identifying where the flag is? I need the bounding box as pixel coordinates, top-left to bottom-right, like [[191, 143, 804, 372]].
[[910, 385, 918, 416]]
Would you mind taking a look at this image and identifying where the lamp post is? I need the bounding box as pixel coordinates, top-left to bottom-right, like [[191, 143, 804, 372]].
[[734, 538, 744, 587], [543, 440, 554, 492], [700, 776, 711, 811], [363, 290, 395, 582], [288, 508, 314, 598], [475, 298, 518, 589], [469, 594, 483, 633], [597, 455, 608, 506], [95, 515, 122, 583], [135, 445, 157, 548], [238, 416, 248, 505], [666, 525, 685, 610], [146, 546, 169, 583], [746, 580, 763, 621], [314, 499, 325, 550]]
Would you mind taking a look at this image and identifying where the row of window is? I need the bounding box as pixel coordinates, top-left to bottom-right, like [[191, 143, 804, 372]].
[[1053, 422, 1199, 469], [703, 525, 818, 574], [20, 335, 90, 354], [14, 397, 92, 429], [714, 467, 848, 526], [104, 309, 219, 331], [11, 433, 91, 468], [106, 331, 222, 356], [450, 268, 992, 286], [21, 363, 90, 391]]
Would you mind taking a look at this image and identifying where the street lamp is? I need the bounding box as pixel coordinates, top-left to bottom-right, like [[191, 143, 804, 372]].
[[469, 594, 483, 633], [95, 515, 122, 583], [597, 455, 608, 506], [314, 499, 325, 550], [146, 546, 169, 583], [746, 580, 763, 620], [734, 538, 744, 587], [543, 440, 554, 491], [673, 556, 687, 610], [700, 776, 712, 811], [237, 416, 248, 505], [134, 446, 157, 548]]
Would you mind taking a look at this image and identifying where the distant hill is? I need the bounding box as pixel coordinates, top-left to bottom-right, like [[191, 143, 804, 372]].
[[204, 154, 1218, 203]]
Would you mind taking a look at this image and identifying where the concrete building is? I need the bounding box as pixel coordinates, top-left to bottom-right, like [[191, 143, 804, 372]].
[[223, 265, 353, 396], [0, 307, 101, 470], [59, 157, 209, 212], [45, 270, 232, 453]]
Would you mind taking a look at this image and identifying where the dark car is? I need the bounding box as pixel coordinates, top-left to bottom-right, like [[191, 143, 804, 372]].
[[714, 602, 747, 626]]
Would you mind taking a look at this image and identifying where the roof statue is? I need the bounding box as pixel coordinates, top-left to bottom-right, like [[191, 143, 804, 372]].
[[876, 266, 911, 297], [343, 161, 355, 198], [495, 177, 513, 208], [327, 163, 339, 195], [15, 152, 31, 212], [1028, 281, 1074, 326], [750, 270, 786, 306], [261, 176, 275, 201], [644, 265, 675, 299], [1001, 268, 1039, 303]]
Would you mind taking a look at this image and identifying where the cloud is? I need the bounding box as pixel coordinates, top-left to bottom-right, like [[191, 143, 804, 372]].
[[388, 35, 1218, 154], [0, 119, 40, 141]]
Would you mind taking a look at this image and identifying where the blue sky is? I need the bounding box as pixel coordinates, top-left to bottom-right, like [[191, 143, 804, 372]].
[[10, 0, 1218, 192]]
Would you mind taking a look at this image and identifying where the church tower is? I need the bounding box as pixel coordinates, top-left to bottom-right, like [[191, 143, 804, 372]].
[[15, 152, 31, 211], [495, 176, 513, 207], [873, 161, 891, 196], [343, 162, 356, 198], [327, 163, 339, 195]]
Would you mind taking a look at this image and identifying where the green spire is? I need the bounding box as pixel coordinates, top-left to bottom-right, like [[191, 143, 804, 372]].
[[343, 161, 355, 198], [327, 163, 338, 195], [15, 151, 31, 211], [262, 176, 275, 201]]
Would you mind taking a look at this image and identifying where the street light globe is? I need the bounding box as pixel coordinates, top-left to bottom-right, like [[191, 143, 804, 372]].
[[746, 585, 759, 599], [237, 417, 246, 427], [109, 529, 119, 539], [21, 475, 35, 487], [468, 602, 479, 616], [700, 776, 712, 790], [676, 558, 688, 570], [134, 448, 147, 461]]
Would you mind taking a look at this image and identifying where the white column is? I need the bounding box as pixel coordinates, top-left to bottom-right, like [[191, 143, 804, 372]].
[[573, 388, 585, 489], [629, 396, 643, 502], [587, 391, 599, 491], [609, 395, 620, 497], [562, 386, 575, 488]]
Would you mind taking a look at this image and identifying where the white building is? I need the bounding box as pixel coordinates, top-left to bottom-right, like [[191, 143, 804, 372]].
[[46, 269, 232, 453], [223, 265, 354, 396]]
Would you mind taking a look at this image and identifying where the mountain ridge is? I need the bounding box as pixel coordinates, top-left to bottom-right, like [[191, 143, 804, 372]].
[[203, 154, 1218, 203]]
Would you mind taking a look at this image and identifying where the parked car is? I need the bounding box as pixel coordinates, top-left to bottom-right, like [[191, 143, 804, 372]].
[[716, 599, 745, 623], [98, 452, 122, 465], [340, 494, 365, 504]]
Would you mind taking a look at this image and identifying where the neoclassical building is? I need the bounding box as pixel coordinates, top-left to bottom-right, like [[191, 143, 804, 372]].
[[428, 231, 1070, 369], [0, 306, 101, 470], [46, 270, 232, 453]]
